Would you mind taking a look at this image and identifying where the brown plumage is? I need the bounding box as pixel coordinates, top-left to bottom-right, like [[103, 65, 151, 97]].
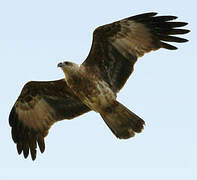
[[9, 12, 190, 160], [9, 79, 90, 160]]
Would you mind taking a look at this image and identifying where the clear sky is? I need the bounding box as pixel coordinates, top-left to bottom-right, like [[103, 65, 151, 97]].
[[0, 0, 196, 179]]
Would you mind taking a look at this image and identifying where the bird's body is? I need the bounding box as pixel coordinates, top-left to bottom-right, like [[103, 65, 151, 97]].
[[61, 63, 116, 112], [9, 12, 190, 160], [60, 62, 144, 139]]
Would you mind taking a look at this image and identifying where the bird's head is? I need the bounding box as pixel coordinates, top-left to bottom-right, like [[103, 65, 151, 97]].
[[58, 61, 79, 76], [58, 61, 79, 70]]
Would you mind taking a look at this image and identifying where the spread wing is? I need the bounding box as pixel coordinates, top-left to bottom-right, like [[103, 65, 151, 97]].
[[83, 12, 190, 92], [9, 79, 90, 160]]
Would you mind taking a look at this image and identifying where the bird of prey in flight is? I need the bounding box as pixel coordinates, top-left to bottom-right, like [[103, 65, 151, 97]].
[[9, 12, 190, 160]]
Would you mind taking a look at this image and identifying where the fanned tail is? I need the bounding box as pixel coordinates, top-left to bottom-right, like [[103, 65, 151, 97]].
[[100, 101, 145, 139]]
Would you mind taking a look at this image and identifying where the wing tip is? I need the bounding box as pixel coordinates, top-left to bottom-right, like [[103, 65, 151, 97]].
[[181, 22, 188, 26], [9, 106, 43, 161], [37, 135, 45, 153], [128, 12, 158, 21], [17, 143, 23, 155], [161, 42, 178, 50], [30, 149, 37, 161], [23, 144, 30, 159], [169, 15, 178, 20]]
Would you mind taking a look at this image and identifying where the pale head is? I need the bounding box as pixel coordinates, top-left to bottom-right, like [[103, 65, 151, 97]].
[[57, 61, 80, 78]]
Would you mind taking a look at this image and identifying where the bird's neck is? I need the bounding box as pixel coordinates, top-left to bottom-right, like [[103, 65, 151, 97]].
[[63, 67, 83, 87]]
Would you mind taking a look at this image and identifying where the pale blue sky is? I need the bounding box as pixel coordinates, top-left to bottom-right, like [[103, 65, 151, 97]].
[[0, 0, 196, 179]]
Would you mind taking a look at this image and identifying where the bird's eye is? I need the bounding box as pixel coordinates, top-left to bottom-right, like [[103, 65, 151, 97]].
[[64, 62, 70, 65]]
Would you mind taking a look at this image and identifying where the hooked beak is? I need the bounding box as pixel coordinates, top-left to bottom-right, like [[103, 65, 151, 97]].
[[57, 62, 63, 68]]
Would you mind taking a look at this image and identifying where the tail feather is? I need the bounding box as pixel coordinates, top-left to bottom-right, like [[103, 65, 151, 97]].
[[100, 101, 145, 139]]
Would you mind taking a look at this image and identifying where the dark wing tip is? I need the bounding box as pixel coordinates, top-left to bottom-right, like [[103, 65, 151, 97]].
[[9, 105, 45, 160], [23, 143, 29, 159], [170, 22, 188, 27], [30, 149, 37, 161], [158, 35, 189, 43], [37, 135, 45, 153], [162, 29, 190, 35], [139, 14, 190, 50], [127, 12, 190, 50], [183, 29, 190, 34], [154, 15, 178, 21], [17, 143, 23, 155], [128, 12, 158, 21], [161, 42, 178, 50]]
